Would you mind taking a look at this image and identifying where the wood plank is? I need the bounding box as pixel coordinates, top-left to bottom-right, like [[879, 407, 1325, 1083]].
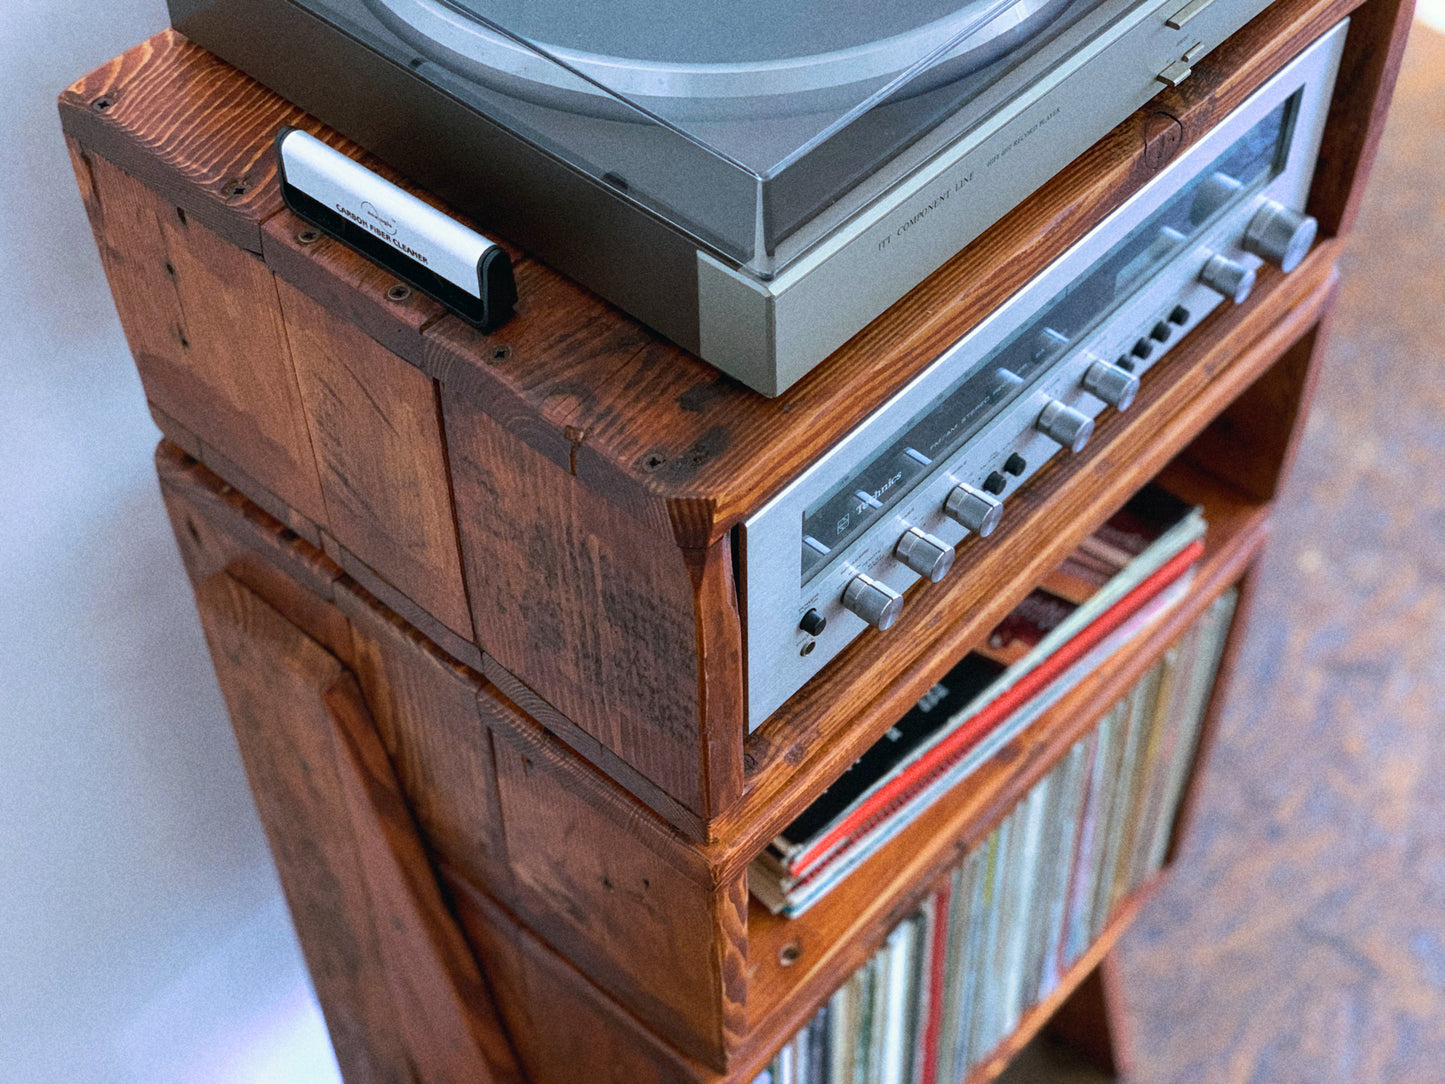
[[485, 702, 742, 1068], [278, 275, 474, 640], [451, 881, 717, 1084], [59, 29, 300, 253], [77, 149, 328, 526], [191, 573, 415, 1084], [327, 666, 525, 1084], [442, 393, 719, 815], [193, 572, 522, 1084], [1307, 0, 1416, 237], [1043, 957, 1132, 1077], [340, 586, 514, 901], [726, 246, 1341, 862], [156, 442, 353, 660]]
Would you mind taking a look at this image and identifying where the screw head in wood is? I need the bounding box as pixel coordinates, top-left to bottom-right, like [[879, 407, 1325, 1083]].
[[386, 283, 413, 302], [91, 95, 116, 113], [296, 228, 321, 245]]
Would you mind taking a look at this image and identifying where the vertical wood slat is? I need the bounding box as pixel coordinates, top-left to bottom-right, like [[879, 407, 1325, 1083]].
[[279, 276, 474, 640], [192, 572, 523, 1084], [72, 146, 328, 526], [441, 391, 735, 818]]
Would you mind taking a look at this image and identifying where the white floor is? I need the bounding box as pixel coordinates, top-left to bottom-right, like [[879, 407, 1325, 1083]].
[[2, 4, 1440, 1083]]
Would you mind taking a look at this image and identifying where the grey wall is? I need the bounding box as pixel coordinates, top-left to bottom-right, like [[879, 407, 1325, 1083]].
[[0, 4, 340, 1080]]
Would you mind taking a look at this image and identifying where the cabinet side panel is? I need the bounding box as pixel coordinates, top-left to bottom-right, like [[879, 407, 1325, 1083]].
[[75, 149, 328, 526], [442, 392, 712, 813], [451, 883, 711, 1084], [277, 277, 474, 639], [189, 574, 413, 1084], [488, 713, 733, 1068], [340, 587, 514, 899]]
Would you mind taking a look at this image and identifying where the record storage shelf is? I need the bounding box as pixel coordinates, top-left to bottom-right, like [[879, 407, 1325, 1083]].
[[59, 0, 1413, 1076]]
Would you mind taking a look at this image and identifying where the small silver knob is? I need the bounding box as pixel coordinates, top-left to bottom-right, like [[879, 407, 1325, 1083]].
[[1036, 400, 1094, 453], [944, 483, 1003, 537], [1243, 199, 1317, 273], [1081, 357, 1140, 410], [895, 528, 955, 583], [842, 574, 904, 631], [1199, 253, 1256, 304]]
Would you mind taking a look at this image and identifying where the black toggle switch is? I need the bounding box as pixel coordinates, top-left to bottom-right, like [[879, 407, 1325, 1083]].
[[1150, 321, 1171, 342], [1168, 304, 1190, 325], [1003, 453, 1027, 476], [1131, 339, 1154, 360], [983, 471, 1007, 495], [799, 608, 827, 636], [1116, 355, 1136, 373]]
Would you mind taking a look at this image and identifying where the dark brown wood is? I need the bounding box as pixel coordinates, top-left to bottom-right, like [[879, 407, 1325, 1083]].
[[1184, 304, 1337, 502], [453, 883, 716, 1084], [340, 587, 514, 900], [278, 276, 474, 640], [1044, 958, 1131, 1077], [58, 29, 297, 253], [441, 396, 732, 817], [485, 713, 744, 1068], [192, 572, 523, 1084], [1307, 0, 1417, 237], [74, 148, 329, 526]]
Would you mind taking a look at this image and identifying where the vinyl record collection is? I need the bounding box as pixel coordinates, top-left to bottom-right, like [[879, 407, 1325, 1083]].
[[755, 586, 1237, 1084], [752, 484, 1207, 917]]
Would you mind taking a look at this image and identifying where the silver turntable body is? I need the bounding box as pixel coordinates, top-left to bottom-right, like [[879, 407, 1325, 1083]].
[[170, 0, 1282, 394], [739, 21, 1345, 727]]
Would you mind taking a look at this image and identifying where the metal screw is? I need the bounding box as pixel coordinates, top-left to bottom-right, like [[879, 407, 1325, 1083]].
[[91, 95, 116, 113], [221, 177, 251, 199], [492, 345, 512, 361], [296, 228, 321, 245], [778, 942, 802, 967], [640, 452, 668, 473], [386, 284, 412, 302]]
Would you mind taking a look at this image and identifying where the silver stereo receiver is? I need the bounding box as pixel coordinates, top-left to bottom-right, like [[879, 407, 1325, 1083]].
[[740, 21, 1345, 727], [171, 0, 1280, 395]]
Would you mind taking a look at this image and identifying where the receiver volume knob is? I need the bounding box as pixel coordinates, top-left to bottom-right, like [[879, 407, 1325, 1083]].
[[896, 528, 955, 582], [944, 483, 1003, 536], [1036, 400, 1094, 453], [1081, 358, 1140, 410], [1243, 200, 1317, 272], [842, 574, 904, 631], [1199, 253, 1256, 304]]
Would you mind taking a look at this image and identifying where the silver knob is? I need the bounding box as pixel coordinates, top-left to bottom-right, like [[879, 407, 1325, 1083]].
[[1199, 253, 1256, 304], [944, 483, 1003, 537], [1081, 357, 1140, 410], [895, 528, 955, 583], [842, 574, 904, 631], [1036, 400, 1094, 453], [1243, 199, 1317, 273]]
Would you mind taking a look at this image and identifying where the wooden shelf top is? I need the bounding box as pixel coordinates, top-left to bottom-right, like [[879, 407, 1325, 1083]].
[[60, 0, 1358, 548]]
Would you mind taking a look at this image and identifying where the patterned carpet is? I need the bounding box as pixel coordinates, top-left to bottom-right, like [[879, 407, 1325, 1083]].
[[1001, 18, 1445, 1084]]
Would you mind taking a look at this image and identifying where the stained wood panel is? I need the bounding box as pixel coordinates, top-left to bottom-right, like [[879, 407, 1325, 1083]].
[[441, 394, 721, 814], [488, 717, 743, 1068], [76, 150, 327, 525], [279, 276, 473, 639]]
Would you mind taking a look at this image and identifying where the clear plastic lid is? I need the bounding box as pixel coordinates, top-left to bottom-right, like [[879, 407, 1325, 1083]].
[[326, 0, 1087, 277]]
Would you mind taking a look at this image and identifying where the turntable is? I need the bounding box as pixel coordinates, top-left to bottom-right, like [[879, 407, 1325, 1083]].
[[170, 0, 1281, 393]]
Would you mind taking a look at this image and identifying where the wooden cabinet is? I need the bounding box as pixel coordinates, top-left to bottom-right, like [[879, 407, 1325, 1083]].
[[61, 0, 1412, 1077]]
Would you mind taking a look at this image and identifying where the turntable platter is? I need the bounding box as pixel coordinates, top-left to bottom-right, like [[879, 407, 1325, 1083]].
[[364, 0, 1069, 125]]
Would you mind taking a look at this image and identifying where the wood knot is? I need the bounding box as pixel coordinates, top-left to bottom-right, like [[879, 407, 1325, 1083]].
[[1143, 111, 1185, 171]]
